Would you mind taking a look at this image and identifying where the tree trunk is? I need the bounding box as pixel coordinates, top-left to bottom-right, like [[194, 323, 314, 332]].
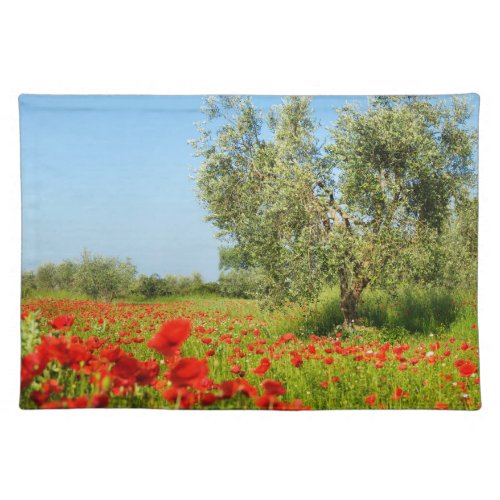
[[339, 268, 370, 330]]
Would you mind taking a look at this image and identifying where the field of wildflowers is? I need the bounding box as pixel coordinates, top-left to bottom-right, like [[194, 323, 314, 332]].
[[20, 294, 480, 410]]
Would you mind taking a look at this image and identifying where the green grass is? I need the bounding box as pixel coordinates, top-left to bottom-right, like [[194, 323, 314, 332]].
[[300, 286, 465, 337]]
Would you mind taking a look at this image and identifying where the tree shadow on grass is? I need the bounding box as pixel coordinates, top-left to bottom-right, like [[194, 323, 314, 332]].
[[300, 286, 461, 337]]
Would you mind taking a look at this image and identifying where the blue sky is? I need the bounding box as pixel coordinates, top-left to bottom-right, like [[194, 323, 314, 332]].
[[19, 94, 478, 281]]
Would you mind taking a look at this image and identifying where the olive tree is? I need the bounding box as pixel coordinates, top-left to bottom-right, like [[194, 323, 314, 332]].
[[192, 96, 477, 327], [35, 262, 59, 290], [55, 259, 78, 290], [74, 250, 136, 301], [133, 273, 165, 299], [21, 270, 37, 295]]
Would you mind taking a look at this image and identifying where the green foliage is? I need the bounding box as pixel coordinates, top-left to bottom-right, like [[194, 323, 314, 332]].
[[35, 263, 59, 290], [218, 269, 265, 299], [193, 96, 334, 306], [162, 273, 204, 296], [193, 95, 478, 324], [26, 259, 79, 294], [218, 246, 252, 271], [21, 270, 37, 296], [21, 311, 41, 357], [294, 285, 459, 336], [377, 326, 412, 344], [358, 286, 459, 333], [393, 196, 478, 290], [133, 273, 166, 299], [197, 281, 221, 295], [23, 254, 214, 301], [132, 272, 211, 299], [55, 260, 78, 291], [74, 250, 136, 301]]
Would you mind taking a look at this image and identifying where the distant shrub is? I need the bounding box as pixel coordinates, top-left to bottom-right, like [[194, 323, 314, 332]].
[[21, 270, 37, 296], [218, 269, 264, 299], [162, 273, 206, 296], [133, 273, 166, 299], [199, 282, 220, 294], [55, 260, 78, 290], [35, 263, 59, 290], [131, 272, 209, 299], [74, 251, 136, 301]]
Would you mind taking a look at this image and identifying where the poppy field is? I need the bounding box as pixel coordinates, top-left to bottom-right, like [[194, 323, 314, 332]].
[[20, 294, 480, 410]]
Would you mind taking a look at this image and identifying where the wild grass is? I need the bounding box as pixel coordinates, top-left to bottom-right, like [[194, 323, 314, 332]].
[[299, 286, 465, 337], [20, 286, 479, 410]]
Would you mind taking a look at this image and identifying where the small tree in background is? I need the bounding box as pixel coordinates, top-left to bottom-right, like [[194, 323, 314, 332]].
[[21, 270, 37, 296], [74, 250, 136, 301], [55, 260, 78, 291], [219, 269, 265, 299], [134, 273, 166, 299], [35, 263, 59, 290], [217, 246, 264, 298]]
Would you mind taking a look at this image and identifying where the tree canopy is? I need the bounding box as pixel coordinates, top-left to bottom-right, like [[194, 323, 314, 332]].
[[193, 95, 477, 327]]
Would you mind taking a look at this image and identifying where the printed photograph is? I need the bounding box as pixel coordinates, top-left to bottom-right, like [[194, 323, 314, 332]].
[[19, 94, 480, 410]]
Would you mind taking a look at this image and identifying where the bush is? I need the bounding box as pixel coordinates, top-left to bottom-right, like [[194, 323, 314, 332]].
[[21, 271, 37, 296], [35, 263, 59, 290], [55, 260, 78, 291], [162, 273, 205, 296], [132, 272, 209, 299], [218, 269, 264, 299], [74, 251, 136, 301], [133, 274, 166, 299], [198, 282, 221, 295]]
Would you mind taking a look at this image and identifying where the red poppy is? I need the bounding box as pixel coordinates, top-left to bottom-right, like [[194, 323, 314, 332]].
[[365, 394, 377, 406], [91, 394, 110, 408], [435, 401, 449, 410], [162, 387, 195, 409], [49, 315, 75, 330], [136, 360, 160, 386], [254, 394, 276, 409], [199, 393, 217, 406], [21, 349, 48, 388], [218, 378, 257, 399], [276, 399, 311, 411], [100, 345, 126, 362], [147, 318, 191, 358], [236, 379, 258, 398], [391, 387, 409, 400], [252, 358, 271, 376], [290, 353, 303, 368], [111, 356, 139, 381], [168, 357, 208, 388], [67, 342, 91, 369], [261, 379, 286, 396], [456, 360, 477, 377], [219, 380, 239, 399]]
